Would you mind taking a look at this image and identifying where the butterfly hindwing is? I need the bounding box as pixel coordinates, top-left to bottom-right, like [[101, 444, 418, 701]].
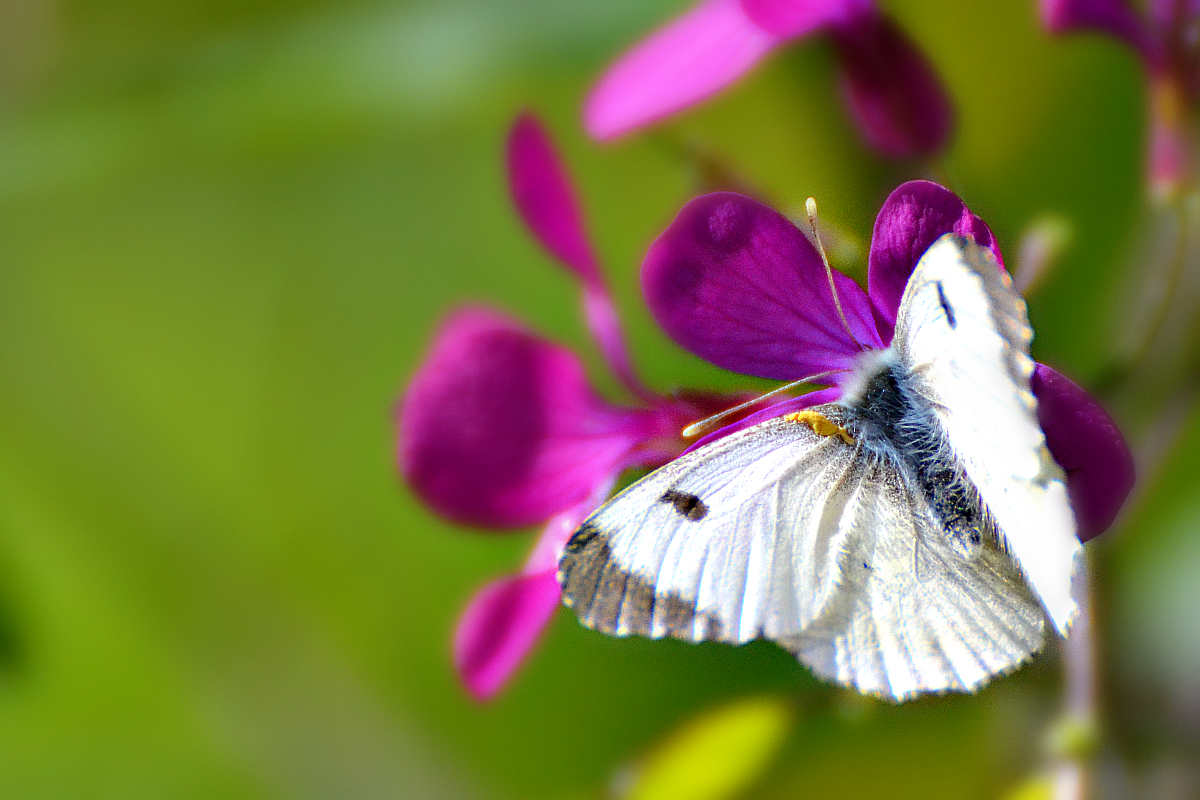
[[787, 453, 1044, 698], [892, 234, 1081, 635]]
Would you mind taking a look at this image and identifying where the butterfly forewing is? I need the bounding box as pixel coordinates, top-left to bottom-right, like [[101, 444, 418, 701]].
[[892, 234, 1081, 635], [559, 415, 857, 646]]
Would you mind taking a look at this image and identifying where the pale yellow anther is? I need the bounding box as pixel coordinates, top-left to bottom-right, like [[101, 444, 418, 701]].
[[784, 410, 854, 445]]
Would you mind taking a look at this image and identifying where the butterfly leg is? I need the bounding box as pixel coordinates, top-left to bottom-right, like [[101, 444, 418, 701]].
[[783, 410, 855, 445]]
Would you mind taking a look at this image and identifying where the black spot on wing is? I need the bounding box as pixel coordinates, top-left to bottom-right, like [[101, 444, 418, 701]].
[[659, 489, 708, 521], [936, 280, 957, 328]]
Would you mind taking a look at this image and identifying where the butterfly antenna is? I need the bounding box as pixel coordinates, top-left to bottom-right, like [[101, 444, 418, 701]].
[[681, 369, 847, 438], [806, 197, 867, 351]]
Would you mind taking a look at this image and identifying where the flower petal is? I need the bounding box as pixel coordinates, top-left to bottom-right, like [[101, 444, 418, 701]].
[[685, 386, 842, 452], [453, 493, 609, 700], [581, 282, 653, 400], [507, 113, 602, 283], [399, 308, 650, 528], [584, 0, 780, 141], [643, 192, 883, 381], [629, 389, 761, 464], [1033, 364, 1135, 541], [1149, 0, 1200, 29], [741, 0, 875, 38], [453, 567, 561, 700], [1040, 0, 1157, 63], [524, 485, 620, 573], [507, 114, 649, 398], [867, 180, 1003, 338], [830, 13, 954, 158], [1148, 77, 1195, 200]]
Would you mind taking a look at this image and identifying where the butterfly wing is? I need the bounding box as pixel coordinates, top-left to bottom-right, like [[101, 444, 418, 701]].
[[558, 409, 1045, 700], [786, 451, 1044, 699], [891, 234, 1081, 635], [559, 414, 857, 646]]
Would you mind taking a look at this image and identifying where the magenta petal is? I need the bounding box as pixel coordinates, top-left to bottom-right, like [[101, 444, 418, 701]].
[[1148, 109, 1190, 197], [867, 180, 1003, 338], [831, 13, 954, 158], [643, 193, 883, 381], [399, 308, 649, 528], [507, 113, 602, 284], [1033, 364, 1135, 541], [685, 386, 841, 453], [1148, 78, 1195, 198], [452, 474, 619, 700], [1150, 0, 1200, 28], [741, 0, 875, 37], [1040, 0, 1157, 63], [507, 114, 649, 398], [453, 567, 561, 700], [453, 496, 605, 701], [581, 282, 653, 401], [524, 486, 619, 573], [584, 0, 780, 141]]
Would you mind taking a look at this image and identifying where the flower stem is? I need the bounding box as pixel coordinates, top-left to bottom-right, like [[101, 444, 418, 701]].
[[1053, 190, 1199, 799], [1053, 555, 1099, 800]]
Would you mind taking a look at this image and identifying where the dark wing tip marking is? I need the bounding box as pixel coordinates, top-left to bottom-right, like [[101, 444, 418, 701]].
[[558, 522, 608, 610], [563, 521, 601, 555], [558, 519, 722, 641], [935, 280, 957, 328], [659, 489, 708, 521]]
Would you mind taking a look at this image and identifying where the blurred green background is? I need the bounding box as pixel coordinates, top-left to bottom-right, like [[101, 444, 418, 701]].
[[0, 0, 1197, 797]]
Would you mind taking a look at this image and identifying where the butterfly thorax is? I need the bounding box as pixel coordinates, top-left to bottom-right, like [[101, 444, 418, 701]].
[[837, 350, 992, 553]]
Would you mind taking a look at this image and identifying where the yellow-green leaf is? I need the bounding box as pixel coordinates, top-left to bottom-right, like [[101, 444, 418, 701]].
[[1003, 773, 1052, 800], [623, 695, 794, 800]]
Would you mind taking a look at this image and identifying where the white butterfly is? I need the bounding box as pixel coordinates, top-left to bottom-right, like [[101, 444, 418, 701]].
[[557, 233, 1081, 701]]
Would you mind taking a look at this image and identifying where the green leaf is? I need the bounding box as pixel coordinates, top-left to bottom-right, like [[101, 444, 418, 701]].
[[622, 695, 794, 800], [1002, 773, 1052, 800]]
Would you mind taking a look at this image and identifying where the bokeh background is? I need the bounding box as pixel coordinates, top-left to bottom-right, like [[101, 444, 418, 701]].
[[0, 0, 1197, 797]]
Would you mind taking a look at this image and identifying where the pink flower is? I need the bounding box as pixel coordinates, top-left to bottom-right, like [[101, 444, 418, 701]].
[[1042, 0, 1200, 197], [398, 115, 742, 700], [642, 181, 1135, 539], [585, 0, 952, 158]]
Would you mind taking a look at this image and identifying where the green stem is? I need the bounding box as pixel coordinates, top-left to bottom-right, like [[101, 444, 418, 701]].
[[1053, 558, 1099, 800]]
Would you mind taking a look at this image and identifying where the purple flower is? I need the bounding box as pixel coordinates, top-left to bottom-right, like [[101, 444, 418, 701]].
[[585, 0, 952, 158], [398, 114, 742, 700], [1042, 0, 1200, 196], [642, 181, 1135, 539]]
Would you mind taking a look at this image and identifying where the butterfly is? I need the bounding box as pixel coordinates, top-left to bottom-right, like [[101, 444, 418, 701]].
[[556, 233, 1081, 701]]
